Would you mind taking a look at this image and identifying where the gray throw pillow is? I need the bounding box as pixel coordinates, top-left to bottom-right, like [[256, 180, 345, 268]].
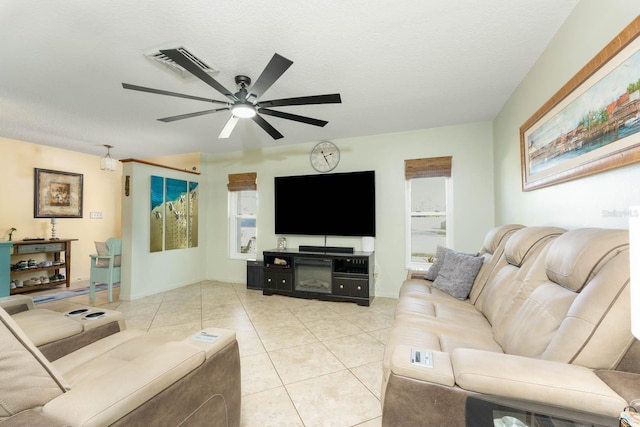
[[432, 250, 483, 300], [424, 245, 451, 281]]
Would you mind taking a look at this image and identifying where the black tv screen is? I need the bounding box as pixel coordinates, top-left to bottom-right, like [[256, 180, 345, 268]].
[[274, 171, 376, 237]]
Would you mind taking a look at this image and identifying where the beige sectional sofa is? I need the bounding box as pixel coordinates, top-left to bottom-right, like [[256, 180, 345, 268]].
[[383, 225, 638, 426], [0, 302, 241, 426]]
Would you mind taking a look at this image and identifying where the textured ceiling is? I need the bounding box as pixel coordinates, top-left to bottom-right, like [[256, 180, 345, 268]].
[[0, 0, 579, 160]]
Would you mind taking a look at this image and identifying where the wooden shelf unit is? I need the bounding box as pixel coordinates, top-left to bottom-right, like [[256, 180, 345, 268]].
[[9, 239, 77, 294]]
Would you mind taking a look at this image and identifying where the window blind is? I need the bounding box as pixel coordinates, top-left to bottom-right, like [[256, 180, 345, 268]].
[[404, 156, 452, 180], [227, 172, 257, 191]]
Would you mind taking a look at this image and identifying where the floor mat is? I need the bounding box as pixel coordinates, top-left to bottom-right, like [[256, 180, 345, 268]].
[[32, 283, 120, 304]]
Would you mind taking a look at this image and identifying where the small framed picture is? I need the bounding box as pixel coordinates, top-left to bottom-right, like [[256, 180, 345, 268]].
[[34, 168, 83, 218], [277, 237, 287, 250]]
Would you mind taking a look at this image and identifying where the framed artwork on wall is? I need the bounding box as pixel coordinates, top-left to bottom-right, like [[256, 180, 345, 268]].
[[34, 168, 83, 218], [149, 175, 199, 252], [520, 16, 640, 191]]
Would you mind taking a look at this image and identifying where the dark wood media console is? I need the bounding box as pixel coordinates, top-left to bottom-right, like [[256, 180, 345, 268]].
[[262, 248, 375, 306]]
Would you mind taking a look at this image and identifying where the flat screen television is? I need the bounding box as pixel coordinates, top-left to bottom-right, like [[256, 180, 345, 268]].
[[274, 171, 376, 237]]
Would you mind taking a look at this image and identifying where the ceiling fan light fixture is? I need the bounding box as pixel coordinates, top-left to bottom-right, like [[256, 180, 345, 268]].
[[231, 103, 256, 118]]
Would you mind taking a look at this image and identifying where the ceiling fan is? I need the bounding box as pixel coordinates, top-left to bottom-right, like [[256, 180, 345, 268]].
[[122, 49, 342, 140]]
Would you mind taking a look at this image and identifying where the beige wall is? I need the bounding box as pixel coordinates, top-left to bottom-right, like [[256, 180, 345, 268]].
[[0, 137, 122, 282], [493, 1, 640, 228], [202, 122, 496, 298]]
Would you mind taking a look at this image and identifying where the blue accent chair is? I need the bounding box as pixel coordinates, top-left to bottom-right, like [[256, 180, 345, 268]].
[[89, 238, 121, 302]]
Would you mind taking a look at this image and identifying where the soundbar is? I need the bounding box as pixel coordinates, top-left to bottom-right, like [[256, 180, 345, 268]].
[[299, 245, 354, 254]]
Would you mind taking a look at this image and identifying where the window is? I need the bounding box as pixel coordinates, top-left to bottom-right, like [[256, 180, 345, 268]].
[[228, 173, 257, 259], [405, 157, 452, 270]]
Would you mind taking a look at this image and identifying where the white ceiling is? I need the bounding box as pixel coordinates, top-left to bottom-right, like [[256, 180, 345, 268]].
[[0, 0, 579, 160]]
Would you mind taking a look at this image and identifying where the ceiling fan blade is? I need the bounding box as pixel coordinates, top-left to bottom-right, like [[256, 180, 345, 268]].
[[246, 53, 293, 103], [252, 114, 284, 139], [219, 116, 239, 138], [122, 83, 229, 105], [258, 93, 342, 108], [158, 107, 229, 123], [259, 108, 328, 127], [160, 49, 238, 101]]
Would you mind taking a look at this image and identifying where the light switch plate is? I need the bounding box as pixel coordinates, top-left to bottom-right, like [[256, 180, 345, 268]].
[[90, 212, 103, 219]]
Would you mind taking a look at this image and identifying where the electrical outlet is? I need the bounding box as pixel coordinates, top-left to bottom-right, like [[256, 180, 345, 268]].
[[90, 212, 103, 219]]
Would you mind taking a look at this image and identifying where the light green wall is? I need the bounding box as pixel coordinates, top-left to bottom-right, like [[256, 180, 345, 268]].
[[494, 2, 640, 228], [203, 121, 495, 297], [121, 161, 206, 300]]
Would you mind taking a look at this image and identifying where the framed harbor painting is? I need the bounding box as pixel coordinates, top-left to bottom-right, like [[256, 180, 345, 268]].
[[520, 16, 640, 191], [34, 168, 83, 218]]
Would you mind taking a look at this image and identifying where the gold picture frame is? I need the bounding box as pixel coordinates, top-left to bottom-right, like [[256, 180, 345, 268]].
[[34, 168, 83, 218], [520, 16, 640, 191]]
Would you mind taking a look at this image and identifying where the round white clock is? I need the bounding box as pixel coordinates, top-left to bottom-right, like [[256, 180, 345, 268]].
[[310, 141, 340, 172]]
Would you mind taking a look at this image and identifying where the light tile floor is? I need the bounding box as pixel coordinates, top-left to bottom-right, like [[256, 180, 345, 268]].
[[33, 280, 397, 427]]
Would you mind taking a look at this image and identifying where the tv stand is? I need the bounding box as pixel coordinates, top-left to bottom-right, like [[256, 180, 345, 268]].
[[262, 248, 374, 306]]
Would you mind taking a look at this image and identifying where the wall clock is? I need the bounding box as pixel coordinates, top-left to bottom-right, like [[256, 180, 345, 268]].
[[310, 141, 340, 172]]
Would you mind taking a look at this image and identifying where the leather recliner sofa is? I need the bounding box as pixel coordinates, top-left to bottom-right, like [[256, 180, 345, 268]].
[[0, 304, 241, 426], [382, 226, 638, 426], [0, 294, 126, 361]]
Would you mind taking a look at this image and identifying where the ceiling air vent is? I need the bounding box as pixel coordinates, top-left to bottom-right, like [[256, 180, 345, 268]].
[[145, 46, 218, 78]]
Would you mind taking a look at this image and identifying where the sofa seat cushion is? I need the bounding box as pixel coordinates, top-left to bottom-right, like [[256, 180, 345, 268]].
[[53, 330, 163, 384], [45, 331, 207, 426], [13, 309, 83, 346], [395, 293, 483, 322], [452, 348, 627, 418], [398, 278, 434, 298]]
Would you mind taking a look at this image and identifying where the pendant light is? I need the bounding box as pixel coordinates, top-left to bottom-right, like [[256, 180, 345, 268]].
[[100, 145, 117, 171]]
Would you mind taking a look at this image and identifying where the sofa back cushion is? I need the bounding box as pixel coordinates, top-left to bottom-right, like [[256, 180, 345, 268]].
[[500, 228, 633, 369], [475, 226, 565, 325], [468, 224, 524, 304], [0, 307, 67, 419], [545, 228, 628, 291]]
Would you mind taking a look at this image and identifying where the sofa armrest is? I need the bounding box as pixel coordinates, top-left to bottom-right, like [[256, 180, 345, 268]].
[[390, 344, 454, 386], [183, 327, 236, 359], [451, 348, 627, 418], [0, 295, 35, 314]]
